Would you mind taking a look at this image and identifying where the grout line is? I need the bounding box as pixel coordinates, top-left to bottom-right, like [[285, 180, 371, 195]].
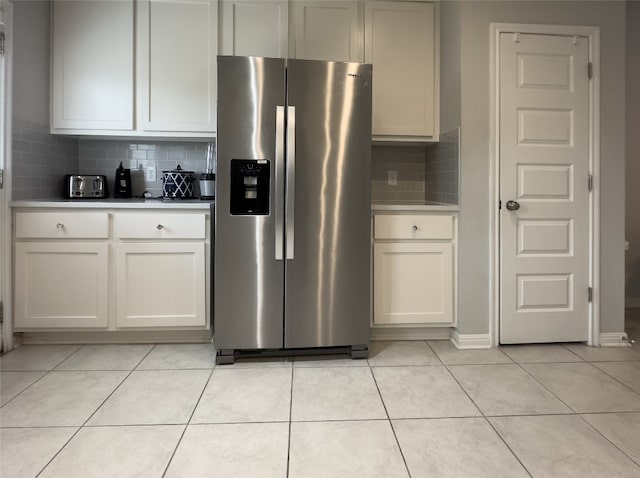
[[512, 362, 577, 412], [577, 413, 640, 468], [286, 366, 294, 478], [161, 366, 215, 478], [442, 362, 533, 477], [588, 362, 640, 397], [367, 361, 413, 477], [34, 368, 137, 477], [33, 345, 159, 477]]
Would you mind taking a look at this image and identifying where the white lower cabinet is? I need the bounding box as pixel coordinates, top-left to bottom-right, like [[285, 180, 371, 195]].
[[114, 243, 206, 328], [13, 207, 211, 332], [14, 242, 110, 329], [373, 213, 456, 326]]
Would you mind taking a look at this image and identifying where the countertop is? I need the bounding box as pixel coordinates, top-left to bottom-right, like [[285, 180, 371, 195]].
[[10, 198, 214, 210], [371, 201, 459, 212], [11, 199, 458, 212]]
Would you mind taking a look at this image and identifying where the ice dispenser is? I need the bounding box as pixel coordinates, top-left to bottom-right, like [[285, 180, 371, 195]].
[[230, 159, 270, 215]]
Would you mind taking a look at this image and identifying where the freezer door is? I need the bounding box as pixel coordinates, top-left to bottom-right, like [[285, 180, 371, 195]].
[[284, 59, 372, 348], [215, 56, 286, 350]]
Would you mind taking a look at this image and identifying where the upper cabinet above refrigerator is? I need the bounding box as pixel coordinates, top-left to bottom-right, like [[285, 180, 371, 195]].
[[365, 1, 439, 142], [218, 0, 289, 58], [218, 0, 439, 142], [50, 0, 218, 138]]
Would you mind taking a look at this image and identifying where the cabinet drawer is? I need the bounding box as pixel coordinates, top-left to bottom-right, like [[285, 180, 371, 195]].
[[15, 212, 109, 239], [374, 214, 453, 240], [113, 213, 206, 239]]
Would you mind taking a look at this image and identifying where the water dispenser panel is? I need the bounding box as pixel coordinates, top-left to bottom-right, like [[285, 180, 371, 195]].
[[230, 159, 270, 215]]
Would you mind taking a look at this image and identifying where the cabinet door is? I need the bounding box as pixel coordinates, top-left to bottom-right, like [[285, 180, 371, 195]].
[[374, 242, 452, 325], [51, 0, 134, 131], [114, 243, 206, 328], [137, 0, 218, 132], [292, 1, 362, 62], [364, 1, 437, 139], [219, 0, 288, 57], [14, 243, 109, 329]]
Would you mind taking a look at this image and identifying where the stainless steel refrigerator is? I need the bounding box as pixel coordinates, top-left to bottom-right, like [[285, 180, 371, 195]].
[[214, 56, 372, 364]]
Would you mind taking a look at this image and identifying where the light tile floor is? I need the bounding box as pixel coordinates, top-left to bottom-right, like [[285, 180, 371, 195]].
[[1, 341, 640, 478]]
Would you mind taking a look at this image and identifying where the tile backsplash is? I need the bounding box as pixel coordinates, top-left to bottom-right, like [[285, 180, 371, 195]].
[[12, 119, 79, 200], [12, 129, 459, 204], [371, 145, 427, 202], [78, 140, 211, 198], [425, 128, 460, 205], [371, 127, 460, 205]]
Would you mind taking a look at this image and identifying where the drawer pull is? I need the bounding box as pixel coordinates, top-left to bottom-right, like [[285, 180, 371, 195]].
[[412, 225, 418, 231], [56, 223, 64, 229], [156, 224, 164, 230]]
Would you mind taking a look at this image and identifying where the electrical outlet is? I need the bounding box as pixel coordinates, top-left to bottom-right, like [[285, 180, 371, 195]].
[[388, 170, 398, 186], [146, 166, 156, 182]]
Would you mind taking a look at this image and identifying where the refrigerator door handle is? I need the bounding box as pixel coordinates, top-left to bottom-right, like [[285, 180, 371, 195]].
[[286, 105, 296, 260], [275, 106, 285, 261]]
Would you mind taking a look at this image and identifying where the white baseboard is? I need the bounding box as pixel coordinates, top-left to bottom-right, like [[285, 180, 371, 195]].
[[370, 326, 452, 341], [625, 298, 640, 308], [599, 332, 631, 347], [450, 330, 491, 349]]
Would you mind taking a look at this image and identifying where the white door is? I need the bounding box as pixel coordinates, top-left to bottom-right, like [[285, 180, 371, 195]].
[[14, 243, 110, 329], [51, 0, 134, 131], [374, 242, 453, 325], [364, 1, 436, 139], [137, 0, 218, 133], [500, 33, 590, 343], [292, 1, 362, 62], [114, 243, 206, 328], [219, 0, 288, 58]]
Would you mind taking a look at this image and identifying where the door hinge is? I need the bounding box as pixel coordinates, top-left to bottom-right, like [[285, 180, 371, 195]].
[[499, 200, 502, 210], [0, 31, 4, 55], [0, 169, 3, 189], [588, 174, 593, 192], [588, 62, 593, 79], [588, 287, 593, 302]]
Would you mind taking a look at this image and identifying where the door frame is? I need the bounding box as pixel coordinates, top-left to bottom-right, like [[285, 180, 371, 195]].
[[0, 0, 13, 353], [490, 23, 600, 347]]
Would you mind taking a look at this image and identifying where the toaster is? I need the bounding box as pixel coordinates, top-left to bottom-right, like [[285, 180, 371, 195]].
[[65, 175, 108, 199]]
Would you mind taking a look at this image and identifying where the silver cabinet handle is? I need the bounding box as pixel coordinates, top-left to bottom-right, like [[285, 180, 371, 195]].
[[412, 225, 418, 231], [56, 223, 64, 229], [157, 224, 164, 230]]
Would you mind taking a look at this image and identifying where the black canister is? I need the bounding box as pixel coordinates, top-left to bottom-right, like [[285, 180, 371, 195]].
[[162, 165, 194, 199]]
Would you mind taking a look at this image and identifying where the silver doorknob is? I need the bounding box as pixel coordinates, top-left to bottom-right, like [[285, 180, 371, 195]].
[[505, 200, 520, 211], [56, 223, 64, 229], [412, 225, 418, 231], [157, 224, 164, 230]]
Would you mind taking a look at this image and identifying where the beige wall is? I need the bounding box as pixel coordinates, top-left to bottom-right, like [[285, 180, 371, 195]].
[[626, 1, 640, 306], [448, 1, 626, 336]]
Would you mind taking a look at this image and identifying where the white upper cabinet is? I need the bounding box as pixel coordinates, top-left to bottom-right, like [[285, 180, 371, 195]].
[[51, 0, 134, 131], [219, 0, 288, 57], [291, 1, 362, 62], [365, 1, 439, 141], [51, 0, 217, 137], [137, 0, 218, 133]]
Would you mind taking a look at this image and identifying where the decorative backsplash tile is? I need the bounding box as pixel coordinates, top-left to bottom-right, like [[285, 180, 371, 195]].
[[371, 145, 427, 202], [425, 127, 460, 205], [12, 119, 79, 200], [78, 140, 211, 197]]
